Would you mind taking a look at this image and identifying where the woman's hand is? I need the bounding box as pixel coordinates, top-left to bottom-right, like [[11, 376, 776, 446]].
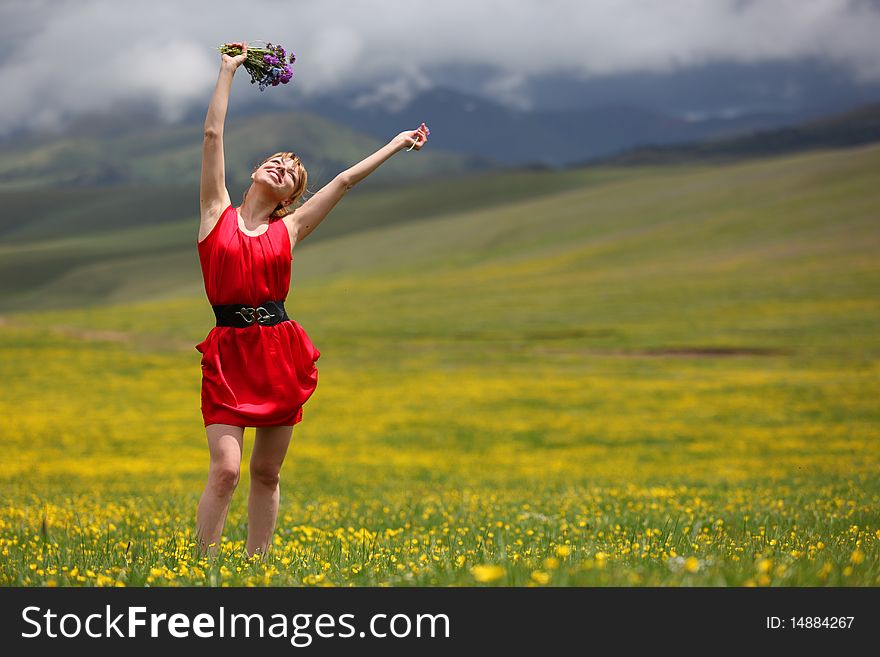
[[393, 122, 430, 152], [221, 41, 248, 72]]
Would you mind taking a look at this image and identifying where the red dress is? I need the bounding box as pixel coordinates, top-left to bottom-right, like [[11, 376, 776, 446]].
[[195, 204, 320, 427]]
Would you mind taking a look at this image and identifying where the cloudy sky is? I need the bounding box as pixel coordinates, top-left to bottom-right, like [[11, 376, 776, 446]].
[[1, 0, 879, 136]]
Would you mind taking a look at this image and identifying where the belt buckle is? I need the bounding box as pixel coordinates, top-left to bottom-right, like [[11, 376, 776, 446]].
[[235, 306, 257, 325], [255, 306, 276, 325]]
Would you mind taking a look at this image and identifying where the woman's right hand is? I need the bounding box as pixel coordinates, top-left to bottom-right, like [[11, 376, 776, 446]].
[[221, 41, 248, 71]]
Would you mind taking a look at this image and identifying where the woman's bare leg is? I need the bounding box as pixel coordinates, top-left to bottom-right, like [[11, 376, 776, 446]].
[[247, 424, 294, 557], [196, 423, 244, 559]]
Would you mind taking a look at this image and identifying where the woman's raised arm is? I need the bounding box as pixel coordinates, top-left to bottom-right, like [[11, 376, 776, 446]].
[[291, 124, 429, 244], [200, 42, 248, 217]]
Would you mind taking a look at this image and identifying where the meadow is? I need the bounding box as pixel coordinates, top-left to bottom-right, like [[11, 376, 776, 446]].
[[1, 143, 878, 586]]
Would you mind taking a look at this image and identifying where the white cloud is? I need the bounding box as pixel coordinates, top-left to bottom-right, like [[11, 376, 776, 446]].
[[483, 72, 531, 111], [351, 73, 432, 113], [0, 0, 878, 136]]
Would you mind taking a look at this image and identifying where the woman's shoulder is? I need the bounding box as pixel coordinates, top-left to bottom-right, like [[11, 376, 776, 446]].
[[278, 215, 299, 253], [198, 202, 233, 244], [201, 199, 233, 224]]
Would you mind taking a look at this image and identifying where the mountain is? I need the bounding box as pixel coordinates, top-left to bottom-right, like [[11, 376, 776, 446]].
[[0, 106, 501, 193], [2, 83, 876, 195], [518, 58, 880, 117], [573, 102, 880, 167], [300, 86, 832, 167]]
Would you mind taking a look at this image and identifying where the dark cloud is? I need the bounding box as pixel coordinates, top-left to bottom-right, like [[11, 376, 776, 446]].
[[0, 0, 877, 136]]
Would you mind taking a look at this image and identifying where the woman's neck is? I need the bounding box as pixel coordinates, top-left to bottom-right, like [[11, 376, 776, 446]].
[[238, 191, 277, 228]]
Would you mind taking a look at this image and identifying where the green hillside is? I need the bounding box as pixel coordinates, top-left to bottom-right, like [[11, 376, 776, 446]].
[[2, 141, 877, 363], [0, 166, 633, 306], [586, 103, 880, 166], [0, 108, 497, 193]]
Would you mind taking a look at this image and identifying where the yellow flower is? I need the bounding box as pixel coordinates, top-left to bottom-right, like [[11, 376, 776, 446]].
[[531, 570, 551, 585], [96, 574, 116, 587], [303, 573, 325, 585], [556, 545, 571, 557], [470, 564, 504, 583], [850, 550, 864, 565], [684, 557, 700, 573]]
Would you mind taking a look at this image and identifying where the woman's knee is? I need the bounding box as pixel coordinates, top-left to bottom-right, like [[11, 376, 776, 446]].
[[209, 463, 240, 496], [250, 461, 281, 488]]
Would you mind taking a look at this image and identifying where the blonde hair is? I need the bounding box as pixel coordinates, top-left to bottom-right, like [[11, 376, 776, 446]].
[[242, 151, 310, 218]]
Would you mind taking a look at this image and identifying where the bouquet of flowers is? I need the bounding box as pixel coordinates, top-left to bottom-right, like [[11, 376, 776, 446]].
[[217, 40, 296, 91]]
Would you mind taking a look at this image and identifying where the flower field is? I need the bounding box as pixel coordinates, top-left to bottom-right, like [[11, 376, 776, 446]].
[[1, 144, 878, 586]]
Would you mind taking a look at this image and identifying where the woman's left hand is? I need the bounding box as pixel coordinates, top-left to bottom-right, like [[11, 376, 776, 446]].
[[393, 123, 430, 151], [221, 41, 248, 71]]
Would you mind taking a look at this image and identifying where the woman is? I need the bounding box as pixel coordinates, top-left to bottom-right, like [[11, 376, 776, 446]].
[[195, 41, 429, 559]]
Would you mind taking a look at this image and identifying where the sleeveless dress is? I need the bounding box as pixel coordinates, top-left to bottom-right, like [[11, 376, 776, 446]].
[[195, 203, 321, 427]]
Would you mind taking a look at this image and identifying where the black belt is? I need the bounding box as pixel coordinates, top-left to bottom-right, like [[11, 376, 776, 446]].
[[212, 300, 290, 327]]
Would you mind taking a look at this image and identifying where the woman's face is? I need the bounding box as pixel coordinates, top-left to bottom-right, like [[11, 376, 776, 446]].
[[254, 156, 299, 196]]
